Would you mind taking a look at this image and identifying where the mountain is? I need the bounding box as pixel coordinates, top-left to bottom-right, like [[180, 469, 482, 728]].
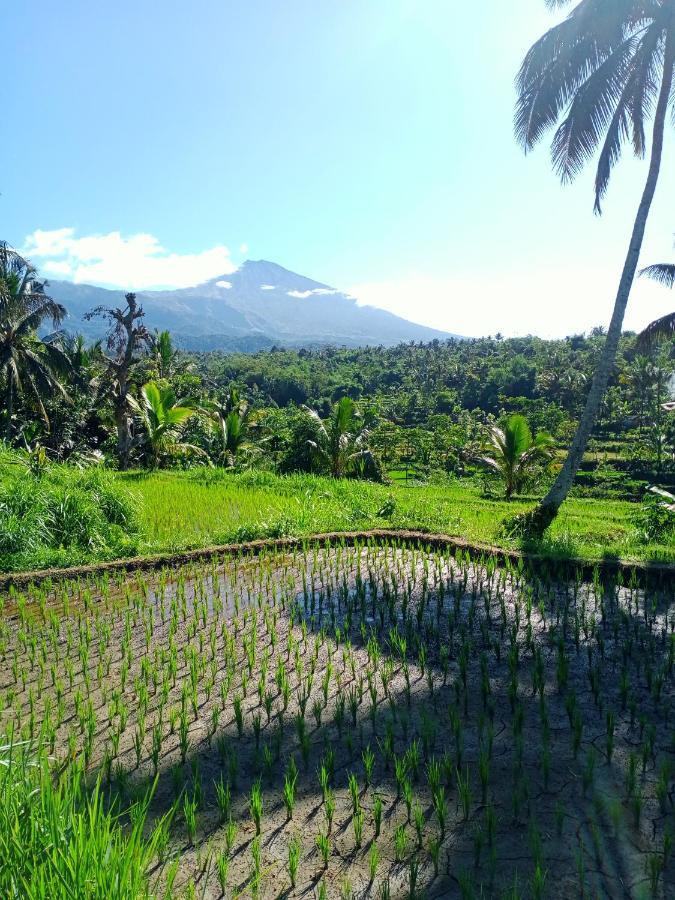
[[47, 260, 459, 351]]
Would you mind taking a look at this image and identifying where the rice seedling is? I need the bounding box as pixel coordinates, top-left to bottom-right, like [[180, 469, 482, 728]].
[[373, 792, 383, 838], [394, 823, 408, 862], [316, 829, 330, 868], [249, 779, 263, 835], [217, 849, 229, 893], [183, 792, 198, 845], [369, 842, 379, 883], [0, 538, 671, 897], [288, 834, 301, 888]]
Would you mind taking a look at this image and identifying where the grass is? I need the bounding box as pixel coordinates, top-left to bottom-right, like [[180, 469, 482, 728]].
[[121, 468, 674, 565], [0, 743, 169, 898], [0, 457, 671, 572], [0, 450, 140, 572]]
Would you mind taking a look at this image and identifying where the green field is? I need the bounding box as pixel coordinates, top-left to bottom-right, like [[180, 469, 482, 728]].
[[1, 455, 672, 574], [122, 469, 673, 565]]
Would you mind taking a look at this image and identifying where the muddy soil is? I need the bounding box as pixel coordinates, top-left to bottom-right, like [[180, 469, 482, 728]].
[[1, 544, 673, 898]]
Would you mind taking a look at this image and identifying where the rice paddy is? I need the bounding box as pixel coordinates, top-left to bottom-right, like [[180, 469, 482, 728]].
[[1, 539, 674, 897]]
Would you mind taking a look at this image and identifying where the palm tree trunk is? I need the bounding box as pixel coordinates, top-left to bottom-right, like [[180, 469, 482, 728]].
[[527, 33, 675, 536]]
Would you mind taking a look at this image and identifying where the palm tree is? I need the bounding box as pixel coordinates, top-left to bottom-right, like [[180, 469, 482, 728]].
[[130, 381, 198, 468], [515, 0, 675, 535], [203, 387, 253, 466], [304, 396, 374, 478], [151, 329, 188, 379], [637, 262, 675, 346], [476, 415, 554, 500], [0, 242, 70, 443]]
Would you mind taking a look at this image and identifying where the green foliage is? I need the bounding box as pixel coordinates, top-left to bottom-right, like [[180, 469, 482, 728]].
[[303, 396, 382, 480], [130, 381, 199, 468], [476, 415, 554, 499], [0, 450, 139, 568], [0, 744, 170, 897], [635, 491, 675, 543], [0, 242, 70, 443]]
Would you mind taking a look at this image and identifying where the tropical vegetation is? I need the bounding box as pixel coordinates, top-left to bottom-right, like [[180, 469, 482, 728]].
[[0, 238, 673, 571], [515, 0, 675, 534], [475, 414, 554, 500]]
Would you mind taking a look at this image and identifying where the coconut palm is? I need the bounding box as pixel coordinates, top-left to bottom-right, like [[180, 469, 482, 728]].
[[151, 329, 188, 379], [637, 262, 675, 346], [130, 381, 199, 468], [476, 415, 554, 500], [515, 0, 675, 534], [0, 242, 70, 442], [202, 387, 254, 466], [304, 396, 374, 478]]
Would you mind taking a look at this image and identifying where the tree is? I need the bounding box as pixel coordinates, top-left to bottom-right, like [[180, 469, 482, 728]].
[[130, 381, 198, 468], [0, 242, 70, 443], [85, 293, 151, 469], [151, 329, 186, 379], [203, 388, 253, 467], [476, 415, 554, 500], [515, 0, 675, 534], [304, 396, 375, 478]]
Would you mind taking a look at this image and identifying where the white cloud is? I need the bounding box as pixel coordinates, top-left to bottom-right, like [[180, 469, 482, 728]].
[[22, 228, 239, 290], [239, 243, 249, 255], [287, 288, 339, 299], [349, 266, 675, 339], [216, 280, 233, 289], [260, 284, 276, 290], [42, 260, 72, 275]]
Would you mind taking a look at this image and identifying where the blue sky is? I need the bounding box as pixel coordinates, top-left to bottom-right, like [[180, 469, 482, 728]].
[[4, 0, 675, 337]]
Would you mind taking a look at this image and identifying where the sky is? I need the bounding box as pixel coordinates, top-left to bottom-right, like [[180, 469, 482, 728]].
[[3, 0, 675, 339]]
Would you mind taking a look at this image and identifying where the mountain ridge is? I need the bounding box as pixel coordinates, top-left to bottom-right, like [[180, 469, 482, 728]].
[[47, 259, 460, 350]]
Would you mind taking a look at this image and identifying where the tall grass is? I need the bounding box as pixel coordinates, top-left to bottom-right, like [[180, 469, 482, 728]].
[[0, 450, 139, 570], [1, 454, 672, 570], [0, 742, 169, 898]]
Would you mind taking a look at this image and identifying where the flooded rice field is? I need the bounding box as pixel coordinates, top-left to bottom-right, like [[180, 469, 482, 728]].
[[1, 540, 674, 898]]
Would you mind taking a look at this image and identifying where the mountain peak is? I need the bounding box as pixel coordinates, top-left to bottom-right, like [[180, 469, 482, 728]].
[[48, 259, 461, 351]]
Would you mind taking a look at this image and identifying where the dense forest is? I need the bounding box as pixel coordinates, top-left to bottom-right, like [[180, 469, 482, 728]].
[[11, 305, 674, 486]]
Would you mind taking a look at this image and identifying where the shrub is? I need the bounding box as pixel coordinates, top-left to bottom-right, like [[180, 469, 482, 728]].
[[0, 451, 140, 569], [634, 493, 675, 543]]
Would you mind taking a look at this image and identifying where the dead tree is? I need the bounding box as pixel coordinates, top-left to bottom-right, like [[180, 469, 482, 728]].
[[85, 293, 151, 469]]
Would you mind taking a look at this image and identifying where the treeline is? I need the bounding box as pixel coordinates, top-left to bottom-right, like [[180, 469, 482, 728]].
[[2, 241, 674, 482], [198, 333, 672, 435]]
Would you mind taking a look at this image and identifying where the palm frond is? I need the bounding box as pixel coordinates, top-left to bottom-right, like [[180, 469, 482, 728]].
[[593, 92, 632, 211], [627, 23, 664, 156], [515, 0, 662, 208], [636, 311, 675, 347], [639, 263, 675, 287], [551, 35, 638, 181]]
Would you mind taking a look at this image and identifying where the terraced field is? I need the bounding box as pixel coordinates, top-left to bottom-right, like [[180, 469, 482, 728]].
[[1, 540, 674, 897]]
